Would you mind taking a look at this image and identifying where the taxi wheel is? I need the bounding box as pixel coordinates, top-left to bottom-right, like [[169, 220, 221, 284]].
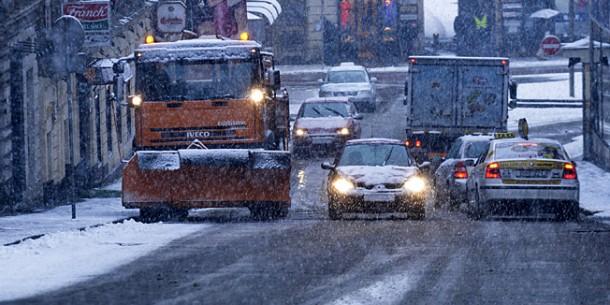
[[555, 201, 579, 222], [473, 189, 487, 220]]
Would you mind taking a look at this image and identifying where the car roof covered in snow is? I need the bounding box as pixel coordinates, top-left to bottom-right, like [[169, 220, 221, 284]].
[[328, 62, 368, 72], [303, 97, 352, 104], [345, 138, 404, 146]]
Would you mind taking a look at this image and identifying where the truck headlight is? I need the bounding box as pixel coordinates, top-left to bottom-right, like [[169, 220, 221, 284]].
[[404, 176, 426, 193], [338, 127, 350, 135], [249, 88, 265, 103], [129, 95, 143, 107], [332, 177, 354, 193]]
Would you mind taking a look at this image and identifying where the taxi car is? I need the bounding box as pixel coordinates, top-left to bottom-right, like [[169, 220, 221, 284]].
[[465, 137, 579, 220], [292, 97, 362, 155], [318, 62, 377, 112], [321, 138, 429, 220], [433, 134, 494, 209]]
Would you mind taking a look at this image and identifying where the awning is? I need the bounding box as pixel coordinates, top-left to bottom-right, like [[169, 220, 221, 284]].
[[247, 0, 281, 25], [84, 58, 133, 85]]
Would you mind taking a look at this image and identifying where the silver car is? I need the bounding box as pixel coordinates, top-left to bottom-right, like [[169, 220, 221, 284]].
[[433, 135, 493, 209], [465, 137, 580, 220], [322, 138, 430, 220], [318, 62, 377, 112]]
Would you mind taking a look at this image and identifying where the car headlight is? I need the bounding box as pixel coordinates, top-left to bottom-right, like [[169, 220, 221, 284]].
[[404, 176, 426, 193], [332, 177, 355, 193], [337, 127, 350, 135], [295, 128, 306, 136]]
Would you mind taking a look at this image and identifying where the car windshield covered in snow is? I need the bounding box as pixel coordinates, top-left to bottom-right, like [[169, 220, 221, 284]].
[[326, 70, 367, 83], [494, 141, 566, 160], [299, 102, 350, 118], [137, 59, 256, 101], [338, 143, 413, 167]]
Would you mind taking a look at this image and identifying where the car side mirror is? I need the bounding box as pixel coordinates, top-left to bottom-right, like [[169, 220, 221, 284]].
[[353, 113, 363, 120], [321, 161, 335, 170], [317, 79, 324, 85], [370, 77, 377, 83], [290, 113, 297, 122]]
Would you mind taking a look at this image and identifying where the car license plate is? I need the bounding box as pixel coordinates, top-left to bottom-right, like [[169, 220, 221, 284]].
[[311, 137, 335, 144], [364, 193, 395, 202], [515, 169, 548, 178]]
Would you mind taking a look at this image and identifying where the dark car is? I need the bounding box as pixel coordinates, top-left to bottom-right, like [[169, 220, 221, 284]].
[[321, 138, 430, 220], [433, 134, 494, 209], [292, 97, 362, 155]]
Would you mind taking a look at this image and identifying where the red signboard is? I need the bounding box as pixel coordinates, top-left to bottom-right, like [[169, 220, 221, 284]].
[[541, 35, 561, 56], [62, 1, 111, 47]]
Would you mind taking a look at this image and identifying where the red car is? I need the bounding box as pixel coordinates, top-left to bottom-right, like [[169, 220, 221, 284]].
[[292, 97, 362, 155]]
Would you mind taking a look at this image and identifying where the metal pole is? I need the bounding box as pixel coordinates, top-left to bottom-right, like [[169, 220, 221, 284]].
[[568, 0, 575, 97], [67, 72, 76, 219]]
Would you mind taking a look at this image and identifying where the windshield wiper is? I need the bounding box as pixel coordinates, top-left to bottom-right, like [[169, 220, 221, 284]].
[[311, 107, 323, 117], [322, 106, 345, 117], [382, 146, 395, 166]]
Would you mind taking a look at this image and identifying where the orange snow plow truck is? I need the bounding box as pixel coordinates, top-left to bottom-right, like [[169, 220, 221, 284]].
[[120, 36, 290, 220]]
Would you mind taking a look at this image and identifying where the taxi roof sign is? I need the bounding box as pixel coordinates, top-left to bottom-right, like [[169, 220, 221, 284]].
[[494, 132, 515, 139]]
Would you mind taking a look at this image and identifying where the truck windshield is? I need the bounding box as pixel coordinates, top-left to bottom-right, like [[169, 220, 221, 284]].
[[137, 59, 256, 101]]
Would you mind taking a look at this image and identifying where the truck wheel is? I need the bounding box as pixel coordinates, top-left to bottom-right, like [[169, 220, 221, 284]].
[[139, 208, 164, 223], [263, 131, 277, 150]]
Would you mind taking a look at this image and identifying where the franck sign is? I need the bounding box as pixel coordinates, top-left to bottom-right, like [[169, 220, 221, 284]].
[[62, 1, 112, 47]]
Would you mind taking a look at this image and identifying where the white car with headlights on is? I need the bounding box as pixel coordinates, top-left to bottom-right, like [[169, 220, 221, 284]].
[[318, 62, 377, 112], [321, 138, 430, 220], [465, 137, 580, 221]]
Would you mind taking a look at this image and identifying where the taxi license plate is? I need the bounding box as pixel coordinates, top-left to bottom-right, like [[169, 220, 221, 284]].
[[515, 169, 548, 178], [364, 193, 395, 202]]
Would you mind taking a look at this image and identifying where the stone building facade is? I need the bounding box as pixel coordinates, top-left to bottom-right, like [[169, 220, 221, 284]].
[[0, 0, 153, 213]]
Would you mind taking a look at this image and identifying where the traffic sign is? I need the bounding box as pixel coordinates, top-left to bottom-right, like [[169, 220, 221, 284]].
[[541, 35, 561, 56], [50, 16, 86, 73]]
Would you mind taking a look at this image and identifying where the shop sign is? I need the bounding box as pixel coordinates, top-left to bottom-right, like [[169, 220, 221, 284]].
[[62, 1, 111, 47]]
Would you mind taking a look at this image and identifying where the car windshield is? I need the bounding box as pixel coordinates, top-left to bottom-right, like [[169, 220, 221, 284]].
[[464, 141, 490, 158], [326, 71, 367, 83], [494, 142, 566, 160], [338, 144, 411, 166], [300, 102, 349, 118]]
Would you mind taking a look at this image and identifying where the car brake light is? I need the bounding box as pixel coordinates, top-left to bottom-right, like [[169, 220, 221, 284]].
[[415, 140, 421, 147], [562, 162, 577, 179], [485, 162, 501, 179], [453, 161, 468, 179], [405, 140, 411, 147]]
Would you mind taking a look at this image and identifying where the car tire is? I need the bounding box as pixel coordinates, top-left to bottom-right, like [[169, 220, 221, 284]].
[[472, 189, 486, 220], [328, 201, 341, 220]]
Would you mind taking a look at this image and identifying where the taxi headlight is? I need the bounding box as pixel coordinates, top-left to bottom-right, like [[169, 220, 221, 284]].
[[404, 176, 426, 193], [249, 88, 265, 103], [129, 95, 143, 107], [338, 127, 350, 135], [295, 128, 306, 136], [332, 177, 355, 194]]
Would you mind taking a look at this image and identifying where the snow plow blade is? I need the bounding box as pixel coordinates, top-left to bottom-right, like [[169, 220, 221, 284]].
[[122, 149, 291, 217]]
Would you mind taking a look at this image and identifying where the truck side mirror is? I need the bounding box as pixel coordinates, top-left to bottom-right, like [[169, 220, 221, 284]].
[[509, 79, 517, 100], [403, 81, 408, 105], [267, 69, 281, 90]]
